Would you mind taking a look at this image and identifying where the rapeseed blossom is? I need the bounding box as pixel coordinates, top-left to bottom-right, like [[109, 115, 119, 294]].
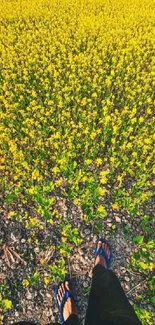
[[0, 0, 154, 221]]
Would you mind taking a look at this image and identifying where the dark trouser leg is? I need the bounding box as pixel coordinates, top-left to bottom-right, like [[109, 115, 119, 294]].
[[84, 264, 142, 325]]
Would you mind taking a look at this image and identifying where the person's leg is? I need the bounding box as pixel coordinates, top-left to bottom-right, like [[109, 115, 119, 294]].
[[55, 281, 79, 325], [85, 241, 141, 325], [12, 281, 79, 325]]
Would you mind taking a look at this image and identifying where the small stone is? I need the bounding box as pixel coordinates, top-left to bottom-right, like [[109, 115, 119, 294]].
[[85, 228, 91, 235], [11, 233, 16, 241], [46, 307, 52, 317], [89, 270, 92, 278], [83, 281, 88, 288], [26, 292, 32, 300], [15, 311, 19, 317], [79, 256, 85, 264], [34, 247, 39, 253], [125, 276, 130, 282], [93, 235, 98, 242], [53, 307, 58, 313], [107, 222, 112, 227], [115, 216, 121, 223], [125, 284, 130, 290], [74, 264, 80, 271], [21, 238, 26, 243], [78, 249, 83, 256], [46, 293, 52, 299]]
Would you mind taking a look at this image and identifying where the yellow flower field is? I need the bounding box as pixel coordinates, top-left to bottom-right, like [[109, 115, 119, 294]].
[[0, 0, 155, 323]]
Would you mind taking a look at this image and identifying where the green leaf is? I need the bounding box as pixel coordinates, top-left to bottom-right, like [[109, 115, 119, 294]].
[[146, 240, 155, 249], [139, 262, 148, 270], [44, 209, 51, 220], [95, 222, 102, 232], [133, 236, 144, 245], [140, 215, 150, 227], [133, 252, 140, 260], [151, 297, 155, 304], [145, 227, 152, 234], [5, 193, 16, 204]]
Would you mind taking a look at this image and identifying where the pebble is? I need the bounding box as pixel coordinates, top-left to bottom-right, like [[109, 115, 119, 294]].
[[115, 216, 121, 223], [107, 223, 112, 227], [115, 246, 120, 253], [34, 247, 39, 253], [46, 293, 52, 299], [125, 276, 130, 282], [79, 256, 85, 264], [125, 284, 130, 290], [21, 238, 26, 243], [15, 311, 19, 317], [83, 281, 88, 288], [84, 229, 91, 235], [78, 248, 84, 256], [47, 308, 52, 316], [74, 264, 80, 271], [26, 292, 32, 300], [89, 270, 92, 278], [93, 235, 98, 242]]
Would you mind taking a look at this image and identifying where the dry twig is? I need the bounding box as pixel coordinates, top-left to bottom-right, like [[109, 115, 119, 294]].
[[36, 247, 55, 265], [2, 244, 26, 268]]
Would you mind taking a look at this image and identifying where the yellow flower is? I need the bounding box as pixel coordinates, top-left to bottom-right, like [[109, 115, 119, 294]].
[[22, 279, 29, 287], [62, 236, 67, 243], [2, 300, 12, 309], [100, 171, 109, 177], [28, 187, 35, 195], [73, 198, 81, 205], [85, 159, 92, 165], [98, 187, 106, 196], [92, 92, 97, 98], [29, 217, 39, 227], [97, 205, 107, 217], [112, 203, 119, 210], [55, 179, 64, 186], [32, 169, 40, 180], [52, 166, 60, 174], [9, 211, 16, 217], [100, 170, 108, 184], [148, 263, 154, 271], [44, 277, 50, 285], [95, 158, 102, 166]]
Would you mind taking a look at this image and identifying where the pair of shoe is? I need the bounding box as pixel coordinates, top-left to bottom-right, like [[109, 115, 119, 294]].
[[55, 239, 112, 324]]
